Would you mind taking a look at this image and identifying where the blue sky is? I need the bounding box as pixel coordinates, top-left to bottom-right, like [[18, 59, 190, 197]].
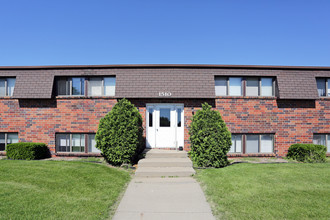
[[0, 0, 329, 66]]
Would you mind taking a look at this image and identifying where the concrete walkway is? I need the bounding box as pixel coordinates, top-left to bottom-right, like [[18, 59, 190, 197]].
[[113, 150, 215, 220]]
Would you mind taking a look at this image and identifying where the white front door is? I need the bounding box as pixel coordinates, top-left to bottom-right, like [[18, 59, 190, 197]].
[[146, 104, 184, 149]]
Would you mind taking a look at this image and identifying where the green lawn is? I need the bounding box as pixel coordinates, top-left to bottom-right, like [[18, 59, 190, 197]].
[[0, 160, 130, 220], [196, 163, 330, 220]]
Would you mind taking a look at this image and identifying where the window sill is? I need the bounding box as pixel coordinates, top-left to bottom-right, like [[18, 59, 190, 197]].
[[56, 96, 116, 99], [55, 152, 102, 157], [227, 153, 276, 157], [215, 96, 277, 99], [319, 97, 330, 100], [0, 96, 15, 99], [0, 151, 6, 156]]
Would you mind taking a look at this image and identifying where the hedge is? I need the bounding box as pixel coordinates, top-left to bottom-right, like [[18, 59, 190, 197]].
[[287, 143, 326, 163], [6, 143, 50, 160]]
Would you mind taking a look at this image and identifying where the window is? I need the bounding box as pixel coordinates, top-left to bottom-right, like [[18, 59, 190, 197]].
[[56, 133, 100, 153], [177, 108, 182, 127], [229, 77, 242, 96], [228, 134, 274, 154], [88, 77, 116, 96], [0, 133, 19, 151], [316, 78, 330, 97], [0, 78, 16, 97], [57, 76, 115, 96], [57, 77, 85, 96], [215, 77, 275, 97], [148, 108, 153, 127], [159, 108, 171, 127], [313, 134, 330, 152], [230, 134, 242, 153]]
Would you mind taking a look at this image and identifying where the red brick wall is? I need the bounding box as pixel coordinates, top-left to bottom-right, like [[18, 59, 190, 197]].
[[0, 97, 329, 157]]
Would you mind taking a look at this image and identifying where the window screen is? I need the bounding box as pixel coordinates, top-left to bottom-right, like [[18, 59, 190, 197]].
[[88, 78, 102, 96], [215, 77, 227, 96], [88, 134, 100, 153], [261, 78, 273, 96], [104, 77, 116, 96], [246, 78, 259, 96], [229, 77, 242, 96], [246, 135, 259, 153]]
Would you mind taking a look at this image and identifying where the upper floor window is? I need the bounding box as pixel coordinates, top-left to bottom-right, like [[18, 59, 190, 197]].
[[0, 78, 16, 97], [57, 77, 85, 96], [56, 76, 115, 96], [316, 78, 330, 97], [215, 77, 275, 97], [313, 134, 330, 152], [88, 77, 116, 96], [0, 133, 19, 151]]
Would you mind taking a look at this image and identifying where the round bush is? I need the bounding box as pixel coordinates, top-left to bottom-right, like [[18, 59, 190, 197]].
[[96, 98, 143, 166], [189, 103, 232, 168]]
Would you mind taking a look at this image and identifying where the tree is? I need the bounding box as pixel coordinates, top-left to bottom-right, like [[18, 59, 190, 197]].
[[189, 103, 231, 168], [96, 98, 143, 165]]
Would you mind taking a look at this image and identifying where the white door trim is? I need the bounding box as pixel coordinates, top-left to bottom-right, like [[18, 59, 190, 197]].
[[146, 103, 184, 149]]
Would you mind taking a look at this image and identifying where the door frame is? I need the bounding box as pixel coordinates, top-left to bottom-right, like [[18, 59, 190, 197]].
[[146, 103, 184, 149]]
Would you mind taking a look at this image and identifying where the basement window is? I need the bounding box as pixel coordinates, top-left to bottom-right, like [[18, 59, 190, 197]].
[[56, 133, 101, 153], [0, 78, 16, 97], [0, 133, 19, 151], [228, 134, 274, 154], [313, 134, 330, 152]]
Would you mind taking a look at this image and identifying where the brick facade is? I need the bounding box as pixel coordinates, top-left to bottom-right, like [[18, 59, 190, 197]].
[[0, 97, 329, 157]]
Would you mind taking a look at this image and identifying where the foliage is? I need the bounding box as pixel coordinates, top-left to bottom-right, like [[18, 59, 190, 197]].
[[287, 143, 326, 163], [0, 160, 130, 219], [96, 98, 143, 165], [189, 103, 232, 168], [6, 142, 50, 160]]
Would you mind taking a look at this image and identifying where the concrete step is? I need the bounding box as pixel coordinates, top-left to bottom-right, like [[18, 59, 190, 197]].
[[138, 158, 192, 167], [135, 167, 196, 177], [144, 149, 188, 158]]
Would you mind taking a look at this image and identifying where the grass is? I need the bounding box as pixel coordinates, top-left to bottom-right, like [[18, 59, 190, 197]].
[[196, 163, 330, 220], [0, 160, 130, 220]]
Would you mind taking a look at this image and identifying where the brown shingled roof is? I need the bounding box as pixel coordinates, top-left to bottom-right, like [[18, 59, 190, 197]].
[[0, 64, 329, 99]]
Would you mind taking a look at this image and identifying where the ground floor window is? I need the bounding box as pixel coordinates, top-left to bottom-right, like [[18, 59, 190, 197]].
[[0, 133, 18, 151], [229, 134, 274, 154], [313, 134, 330, 152], [0, 133, 19, 151], [56, 133, 101, 153]]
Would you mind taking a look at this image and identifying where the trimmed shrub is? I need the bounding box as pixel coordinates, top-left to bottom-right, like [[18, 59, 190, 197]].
[[7, 143, 50, 160], [189, 103, 232, 168], [96, 98, 143, 166], [287, 143, 326, 163]]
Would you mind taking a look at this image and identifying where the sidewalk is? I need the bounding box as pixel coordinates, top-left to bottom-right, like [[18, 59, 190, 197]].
[[113, 177, 215, 220]]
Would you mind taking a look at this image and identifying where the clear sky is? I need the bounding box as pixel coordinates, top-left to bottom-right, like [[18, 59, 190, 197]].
[[0, 0, 329, 66]]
